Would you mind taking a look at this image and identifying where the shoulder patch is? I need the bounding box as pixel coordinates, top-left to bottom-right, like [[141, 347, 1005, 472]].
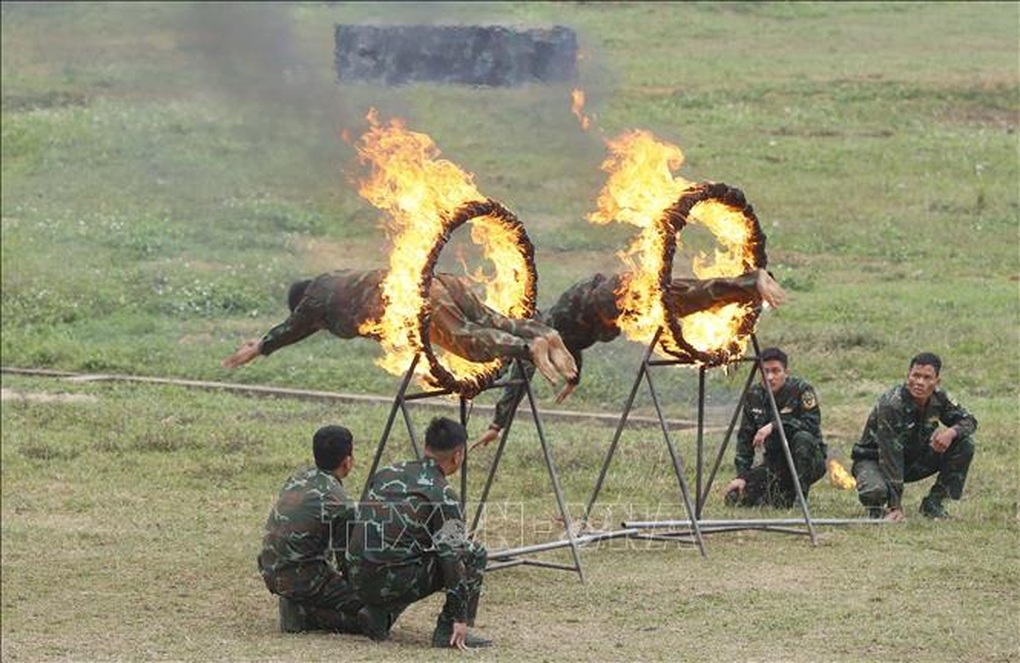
[[802, 389, 817, 410]]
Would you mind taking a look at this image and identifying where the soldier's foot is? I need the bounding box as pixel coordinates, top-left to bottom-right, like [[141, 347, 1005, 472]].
[[528, 336, 558, 385], [866, 506, 885, 519], [756, 269, 787, 308], [544, 332, 578, 381], [357, 606, 391, 642], [920, 495, 951, 519], [278, 596, 308, 633]]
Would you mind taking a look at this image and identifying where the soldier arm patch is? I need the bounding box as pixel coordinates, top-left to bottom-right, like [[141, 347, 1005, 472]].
[[802, 389, 817, 410]]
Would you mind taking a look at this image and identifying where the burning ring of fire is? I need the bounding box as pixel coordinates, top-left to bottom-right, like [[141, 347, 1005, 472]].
[[417, 199, 537, 399], [657, 182, 768, 366]]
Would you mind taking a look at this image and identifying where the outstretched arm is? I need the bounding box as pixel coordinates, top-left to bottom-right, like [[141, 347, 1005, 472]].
[[221, 338, 263, 368]]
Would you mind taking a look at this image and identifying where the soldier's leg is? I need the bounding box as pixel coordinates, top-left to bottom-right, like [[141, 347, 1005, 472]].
[[734, 466, 770, 506], [263, 563, 353, 633], [301, 571, 364, 634], [348, 562, 424, 641], [852, 459, 890, 515], [789, 430, 827, 491], [905, 435, 975, 517], [432, 543, 491, 648]]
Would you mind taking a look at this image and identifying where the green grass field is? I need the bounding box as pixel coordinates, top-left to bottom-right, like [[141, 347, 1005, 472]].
[[2, 2, 1018, 661]]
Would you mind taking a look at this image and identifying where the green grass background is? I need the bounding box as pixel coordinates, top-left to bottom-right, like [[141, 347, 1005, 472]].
[[2, 2, 1018, 661]]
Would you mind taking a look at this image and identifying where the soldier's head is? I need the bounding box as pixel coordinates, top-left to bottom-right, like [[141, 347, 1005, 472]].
[[906, 352, 942, 405], [423, 416, 467, 476], [288, 279, 313, 313], [313, 425, 354, 479], [759, 347, 789, 393]]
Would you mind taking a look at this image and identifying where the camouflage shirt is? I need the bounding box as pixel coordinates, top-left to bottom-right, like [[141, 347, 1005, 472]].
[[492, 271, 762, 429], [259, 269, 532, 363], [346, 457, 476, 619], [259, 467, 354, 577], [852, 384, 977, 508], [260, 269, 387, 356], [735, 376, 822, 476]]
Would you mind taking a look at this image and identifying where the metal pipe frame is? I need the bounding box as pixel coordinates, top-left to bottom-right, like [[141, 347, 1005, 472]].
[[364, 355, 587, 581], [581, 327, 708, 557]]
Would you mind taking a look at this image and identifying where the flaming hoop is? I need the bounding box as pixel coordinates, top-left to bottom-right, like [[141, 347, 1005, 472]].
[[586, 128, 768, 367], [657, 182, 767, 366], [354, 110, 536, 398], [418, 199, 537, 398]]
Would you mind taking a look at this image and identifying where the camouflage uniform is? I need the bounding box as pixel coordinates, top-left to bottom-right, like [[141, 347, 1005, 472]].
[[345, 457, 486, 635], [732, 377, 827, 508], [260, 269, 545, 364], [491, 271, 762, 429], [851, 384, 976, 510], [258, 467, 361, 632]]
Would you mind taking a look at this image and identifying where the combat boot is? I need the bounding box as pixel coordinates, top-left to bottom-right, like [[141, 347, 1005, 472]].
[[920, 494, 950, 519], [431, 615, 493, 648], [356, 605, 391, 642], [278, 596, 308, 633]]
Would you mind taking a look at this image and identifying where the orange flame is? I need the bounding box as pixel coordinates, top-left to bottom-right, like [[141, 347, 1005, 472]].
[[828, 458, 857, 490], [353, 109, 532, 391], [587, 129, 758, 361], [570, 88, 591, 132]]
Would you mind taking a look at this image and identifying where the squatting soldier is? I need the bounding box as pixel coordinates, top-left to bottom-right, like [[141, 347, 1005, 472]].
[[220, 268, 576, 387], [477, 268, 787, 446], [723, 346, 827, 508], [258, 425, 362, 633], [852, 352, 977, 520], [346, 416, 492, 650]]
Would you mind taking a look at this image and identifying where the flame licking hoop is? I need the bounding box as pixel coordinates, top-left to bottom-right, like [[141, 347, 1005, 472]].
[[416, 199, 537, 399], [656, 182, 768, 366]]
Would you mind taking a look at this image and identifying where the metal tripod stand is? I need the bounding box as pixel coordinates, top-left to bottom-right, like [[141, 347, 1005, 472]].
[[360, 353, 586, 581], [581, 332, 821, 552]]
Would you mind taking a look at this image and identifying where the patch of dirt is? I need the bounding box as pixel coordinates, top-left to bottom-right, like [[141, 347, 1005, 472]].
[[0, 389, 98, 404]]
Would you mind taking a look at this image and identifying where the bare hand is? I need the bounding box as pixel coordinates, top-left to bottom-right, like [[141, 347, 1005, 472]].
[[451, 621, 469, 651], [885, 507, 905, 522], [471, 428, 500, 451], [753, 423, 773, 448], [929, 427, 956, 453], [724, 477, 746, 496], [221, 339, 261, 368]]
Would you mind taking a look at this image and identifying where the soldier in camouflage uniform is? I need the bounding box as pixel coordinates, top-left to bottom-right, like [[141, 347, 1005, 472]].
[[723, 347, 827, 508], [258, 425, 362, 633], [346, 416, 492, 650], [221, 268, 576, 386], [852, 352, 976, 521], [477, 269, 786, 446]]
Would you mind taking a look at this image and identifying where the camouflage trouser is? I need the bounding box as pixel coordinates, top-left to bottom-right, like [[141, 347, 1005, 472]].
[[258, 557, 362, 631], [737, 430, 827, 508], [430, 274, 550, 364], [853, 435, 975, 508], [347, 544, 487, 628]]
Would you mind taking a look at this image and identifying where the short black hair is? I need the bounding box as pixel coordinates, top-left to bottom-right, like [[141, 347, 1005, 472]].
[[313, 425, 353, 472], [759, 347, 788, 368], [288, 279, 313, 313], [910, 352, 942, 376], [424, 416, 467, 453]]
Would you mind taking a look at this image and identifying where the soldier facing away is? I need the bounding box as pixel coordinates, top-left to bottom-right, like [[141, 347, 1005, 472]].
[[851, 352, 977, 521], [346, 416, 492, 650], [258, 425, 362, 633], [723, 346, 828, 508]]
